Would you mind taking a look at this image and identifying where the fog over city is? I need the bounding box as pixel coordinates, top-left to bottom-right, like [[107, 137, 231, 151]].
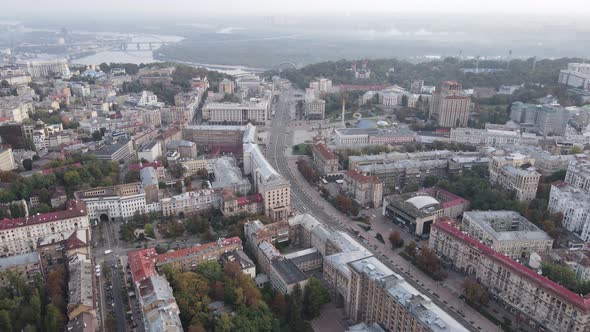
[[2, 2, 590, 332]]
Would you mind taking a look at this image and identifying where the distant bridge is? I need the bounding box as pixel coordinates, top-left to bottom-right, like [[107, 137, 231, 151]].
[[15, 40, 169, 52]]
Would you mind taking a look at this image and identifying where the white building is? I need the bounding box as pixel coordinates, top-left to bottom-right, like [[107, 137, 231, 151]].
[[0, 147, 16, 171], [203, 97, 270, 125], [74, 183, 147, 222], [160, 189, 218, 217], [138, 141, 162, 163], [548, 182, 590, 241]]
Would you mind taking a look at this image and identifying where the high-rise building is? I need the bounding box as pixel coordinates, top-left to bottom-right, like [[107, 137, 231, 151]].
[[510, 102, 570, 136], [430, 81, 471, 128]]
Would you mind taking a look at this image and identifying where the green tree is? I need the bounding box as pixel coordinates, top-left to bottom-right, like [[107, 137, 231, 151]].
[[44, 304, 64, 332], [288, 283, 304, 332], [144, 223, 155, 238], [0, 310, 11, 332], [404, 241, 417, 257], [463, 280, 489, 308], [303, 277, 329, 319], [63, 170, 82, 190], [214, 313, 234, 332], [125, 170, 140, 183]]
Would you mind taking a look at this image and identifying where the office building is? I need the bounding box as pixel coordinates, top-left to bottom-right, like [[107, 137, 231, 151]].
[[75, 183, 146, 222], [559, 63, 590, 91], [93, 140, 134, 162], [18, 59, 69, 78], [430, 81, 471, 128], [203, 98, 270, 125], [334, 127, 416, 146], [461, 211, 553, 259], [218, 79, 235, 95], [510, 102, 570, 136], [137, 140, 162, 163], [304, 99, 326, 120]]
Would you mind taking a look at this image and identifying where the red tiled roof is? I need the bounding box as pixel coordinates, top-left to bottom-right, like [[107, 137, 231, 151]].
[[236, 194, 263, 207], [156, 237, 242, 263], [433, 221, 590, 311], [344, 169, 381, 184], [127, 248, 158, 284], [64, 230, 88, 250], [0, 200, 87, 231], [314, 143, 337, 160]]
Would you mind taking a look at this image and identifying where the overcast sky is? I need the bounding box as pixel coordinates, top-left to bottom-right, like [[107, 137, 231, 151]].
[[3, 0, 590, 17]]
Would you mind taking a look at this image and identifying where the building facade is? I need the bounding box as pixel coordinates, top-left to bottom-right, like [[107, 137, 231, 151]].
[[312, 143, 339, 176], [343, 170, 383, 208], [0, 200, 90, 257], [430, 81, 471, 128], [430, 221, 590, 332], [489, 155, 540, 201]]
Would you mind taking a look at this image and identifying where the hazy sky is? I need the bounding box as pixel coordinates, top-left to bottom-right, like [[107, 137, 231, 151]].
[[3, 0, 590, 17]]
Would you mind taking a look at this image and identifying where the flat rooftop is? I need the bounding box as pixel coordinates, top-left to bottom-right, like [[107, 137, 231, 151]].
[[463, 211, 552, 242], [272, 259, 307, 285]]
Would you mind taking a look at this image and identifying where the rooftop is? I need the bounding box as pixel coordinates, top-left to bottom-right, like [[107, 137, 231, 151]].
[[271, 259, 307, 285], [344, 169, 381, 184], [0, 200, 87, 231], [0, 251, 39, 270], [94, 140, 130, 156], [463, 211, 552, 242], [156, 237, 242, 264], [127, 248, 158, 284]]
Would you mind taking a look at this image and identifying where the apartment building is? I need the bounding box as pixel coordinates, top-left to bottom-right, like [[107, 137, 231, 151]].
[[221, 190, 264, 217], [565, 161, 590, 194], [549, 182, 590, 241], [430, 221, 590, 332], [343, 170, 384, 208], [160, 189, 219, 217], [461, 211, 553, 259], [0, 200, 90, 257], [0, 96, 33, 123], [358, 159, 448, 195], [430, 81, 471, 128], [345, 257, 468, 331], [312, 142, 339, 176], [0, 147, 16, 171], [155, 237, 242, 271], [66, 252, 96, 322], [243, 141, 291, 220], [489, 154, 541, 201]]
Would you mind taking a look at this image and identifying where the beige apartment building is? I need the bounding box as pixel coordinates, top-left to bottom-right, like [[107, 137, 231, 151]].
[[489, 154, 540, 201], [461, 211, 553, 259], [430, 81, 471, 128], [430, 221, 590, 332], [343, 170, 384, 208]]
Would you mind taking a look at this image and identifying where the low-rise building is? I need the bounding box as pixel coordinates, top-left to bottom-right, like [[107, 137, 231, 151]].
[[269, 258, 309, 294], [221, 190, 264, 217], [0, 252, 40, 286], [66, 252, 96, 321], [462, 211, 553, 259], [155, 237, 242, 271], [160, 189, 218, 217]]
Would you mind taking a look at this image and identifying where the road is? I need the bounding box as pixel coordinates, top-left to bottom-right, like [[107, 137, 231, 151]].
[[267, 87, 501, 332]]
